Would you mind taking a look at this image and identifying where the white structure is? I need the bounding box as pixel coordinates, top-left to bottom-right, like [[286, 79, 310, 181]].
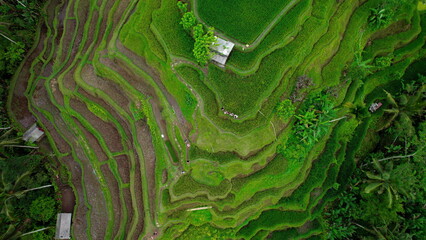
[[22, 123, 44, 142], [55, 213, 72, 239], [369, 102, 383, 112], [210, 37, 235, 66]]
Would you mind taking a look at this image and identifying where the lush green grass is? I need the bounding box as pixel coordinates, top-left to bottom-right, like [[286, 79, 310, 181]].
[[152, 0, 194, 59], [11, 0, 426, 238], [196, 0, 292, 44], [226, 0, 312, 74]]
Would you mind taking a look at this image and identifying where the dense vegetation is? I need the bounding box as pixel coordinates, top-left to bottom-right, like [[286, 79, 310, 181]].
[[1, 1, 59, 239], [4, 0, 426, 239], [324, 74, 425, 239], [0, 0, 46, 126]]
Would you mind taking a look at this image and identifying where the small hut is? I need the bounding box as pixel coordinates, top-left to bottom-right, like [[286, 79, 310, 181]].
[[55, 213, 72, 239], [210, 37, 235, 66], [369, 102, 383, 112], [22, 123, 44, 142]]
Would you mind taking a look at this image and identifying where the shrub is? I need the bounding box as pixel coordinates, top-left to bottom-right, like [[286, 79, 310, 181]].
[[275, 99, 295, 119], [29, 196, 57, 223], [176, 1, 187, 13], [180, 12, 196, 30], [192, 25, 216, 65], [374, 55, 394, 69]]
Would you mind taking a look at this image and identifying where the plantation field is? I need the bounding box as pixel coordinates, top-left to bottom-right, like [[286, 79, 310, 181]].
[[196, 0, 293, 44], [7, 0, 425, 239]]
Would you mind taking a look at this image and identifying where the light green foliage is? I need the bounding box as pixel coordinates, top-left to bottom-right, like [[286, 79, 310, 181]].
[[275, 99, 295, 119], [176, 1, 187, 13], [29, 196, 57, 223], [130, 101, 145, 121], [374, 55, 394, 69], [176, 224, 234, 240], [180, 12, 196, 30], [87, 102, 109, 122], [192, 25, 216, 65]]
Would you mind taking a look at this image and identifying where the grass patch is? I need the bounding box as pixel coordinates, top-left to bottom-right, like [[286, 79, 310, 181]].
[[196, 0, 293, 44]]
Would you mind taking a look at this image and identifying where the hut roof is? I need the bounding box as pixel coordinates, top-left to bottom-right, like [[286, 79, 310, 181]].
[[55, 213, 72, 239], [22, 123, 44, 143], [210, 37, 234, 56]]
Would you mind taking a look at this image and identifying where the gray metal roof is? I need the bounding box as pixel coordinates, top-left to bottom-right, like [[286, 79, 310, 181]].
[[210, 37, 234, 56], [211, 53, 228, 65], [22, 123, 44, 142], [55, 213, 72, 239]]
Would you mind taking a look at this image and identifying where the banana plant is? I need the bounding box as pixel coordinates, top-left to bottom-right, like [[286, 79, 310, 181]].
[[378, 85, 426, 134], [363, 158, 398, 208], [368, 8, 391, 30]]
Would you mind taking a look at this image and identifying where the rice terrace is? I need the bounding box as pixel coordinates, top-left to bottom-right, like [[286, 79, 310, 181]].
[[2, 0, 426, 239]]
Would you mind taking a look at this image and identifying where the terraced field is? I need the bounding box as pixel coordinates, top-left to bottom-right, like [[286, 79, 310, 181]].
[[7, 0, 426, 239]]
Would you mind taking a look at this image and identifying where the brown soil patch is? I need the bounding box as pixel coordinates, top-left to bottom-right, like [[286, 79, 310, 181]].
[[162, 169, 168, 184], [131, 155, 145, 238], [135, 120, 157, 221], [370, 19, 411, 41], [297, 220, 313, 234], [80, 64, 131, 115], [116, 42, 192, 136], [70, 96, 123, 153], [32, 108, 71, 154], [73, 145, 108, 239], [77, 89, 133, 144], [60, 186, 76, 213], [59, 156, 87, 240], [115, 154, 130, 184], [100, 164, 122, 238], [122, 187, 134, 235], [72, 116, 109, 162]]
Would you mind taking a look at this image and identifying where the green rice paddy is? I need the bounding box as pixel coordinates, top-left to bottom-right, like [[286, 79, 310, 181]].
[[7, 0, 426, 239]]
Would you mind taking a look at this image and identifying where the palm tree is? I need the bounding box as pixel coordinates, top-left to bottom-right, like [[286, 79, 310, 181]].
[[0, 166, 53, 240], [363, 157, 418, 208], [0, 22, 17, 44], [378, 85, 425, 134], [363, 158, 398, 208]]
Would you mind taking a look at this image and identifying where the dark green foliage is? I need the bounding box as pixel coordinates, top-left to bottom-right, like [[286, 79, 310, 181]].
[[0, 129, 57, 239], [323, 75, 425, 239], [31, 228, 55, 240], [0, 42, 25, 75], [378, 82, 425, 133], [0, 154, 42, 184], [324, 188, 358, 239], [184, 91, 196, 108], [237, 210, 309, 238], [368, 8, 392, 30], [29, 196, 57, 223], [0, 0, 44, 127]]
